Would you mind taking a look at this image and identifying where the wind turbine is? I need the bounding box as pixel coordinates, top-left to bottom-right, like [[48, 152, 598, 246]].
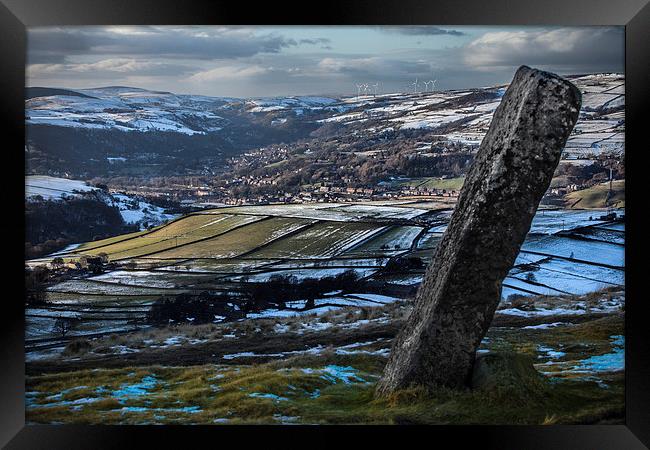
[[411, 78, 419, 95], [423, 80, 431, 92], [372, 82, 379, 97], [356, 83, 363, 99], [429, 79, 437, 92]]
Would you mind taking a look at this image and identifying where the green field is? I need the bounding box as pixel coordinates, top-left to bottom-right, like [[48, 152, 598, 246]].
[[152, 217, 315, 259], [565, 180, 625, 209], [33, 201, 453, 268], [74, 228, 154, 252], [399, 176, 465, 191], [345, 225, 423, 257], [73, 214, 266, 260], [248, 221, 386, 259]]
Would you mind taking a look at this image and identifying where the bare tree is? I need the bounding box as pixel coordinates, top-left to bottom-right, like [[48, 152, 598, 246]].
[[53, 318, 74, 338]]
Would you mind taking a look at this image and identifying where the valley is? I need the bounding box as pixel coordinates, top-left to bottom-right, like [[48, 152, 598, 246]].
[[24, 73, 626, 425]]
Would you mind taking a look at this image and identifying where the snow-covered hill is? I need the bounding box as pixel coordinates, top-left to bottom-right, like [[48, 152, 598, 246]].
[[26, 87, 232, 135], [316, 73, 624, 159], [25, 175, 178, 229], [26, 73, 624, 177]]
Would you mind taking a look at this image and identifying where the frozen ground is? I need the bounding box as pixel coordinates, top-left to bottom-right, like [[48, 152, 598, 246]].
[[26, 176, 96, 200], [26, 175, 179, 230]]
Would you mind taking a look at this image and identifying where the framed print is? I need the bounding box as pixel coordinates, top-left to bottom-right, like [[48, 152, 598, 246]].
[[1, 0, 649, 448]]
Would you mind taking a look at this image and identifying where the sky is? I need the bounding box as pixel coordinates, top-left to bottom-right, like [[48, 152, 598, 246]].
[[26, 26, 624, 98]]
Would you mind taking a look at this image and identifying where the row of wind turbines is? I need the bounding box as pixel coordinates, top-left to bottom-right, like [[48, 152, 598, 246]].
[[354, 78, 438, 99], [410, 78, 437, 94], [355, 82, 380, 98]]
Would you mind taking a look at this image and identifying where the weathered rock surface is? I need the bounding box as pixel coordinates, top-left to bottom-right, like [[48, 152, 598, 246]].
[[376, 66, 581, 395]]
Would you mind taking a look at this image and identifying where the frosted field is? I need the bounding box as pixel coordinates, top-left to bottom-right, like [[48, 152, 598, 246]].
[[151, 217, 315, 259], [109, 193, 178, 228], [207, 202, 431, 223], [269, 258, 390, 269], [250, 222, 389, 259], [510, 258, 623, 295], [345, 225, 423, 256], [47, 279, 190, 296], [521, 235, 624, 268], [26, 202, 625, 348], [26, 176, 96, 200], [325, 204, 429, 220], [228, 267, 379, 283], [430, 208, 620, 236], [89, 270, 223, 289]]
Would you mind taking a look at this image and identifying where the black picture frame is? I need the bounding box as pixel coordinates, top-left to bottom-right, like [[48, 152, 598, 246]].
[[2, 1, 648, 448]]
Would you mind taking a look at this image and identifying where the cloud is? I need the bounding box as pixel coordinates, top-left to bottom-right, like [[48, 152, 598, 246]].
[[28, 58, 194, 81], [187, 64, 272, 82], [381, 26, 465, 37], [317, 56, 434, 81], [26, 26, 624, 97], [27, 26, 301, 64], [463, 27, 623, 71], [299, 38, 331, 45]]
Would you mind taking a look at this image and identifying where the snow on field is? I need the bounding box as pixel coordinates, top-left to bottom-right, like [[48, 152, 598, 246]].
[[204, 203, 355, 222], [244, 293, 399, 319], [570, 227, 625, 245], [248, 96, 338, 113], [26, 87, 228, 135], [529, 209, 615, 234], [89, 270, 202, 288], [351, 226, 423, 255], [345, 293, 400, 304], [502, 276, 567, 296], [297, 225, 388, 258], [521, 235, 624, 268], [498, 293, 624, 317], [25, 315, 144, 342], [26, 176, 96, 200], [48, 243, 82, 256], [230, 267, 378, 282], [47, 279, 186, 296], [522, 258, 623, 289], [269, 258, 389, 269], [328, 204, 428, 220], [575, 335, 624, 372], [26, 176, 177, 229], [109, 193, 178, 229], [415, 209, 610, 237], [26, 309, 82, 319]]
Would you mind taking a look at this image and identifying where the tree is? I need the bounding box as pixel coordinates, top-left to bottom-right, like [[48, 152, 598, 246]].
[[53, 318, 74, 337], [25, 266, 50, 306], [51, 257, 64, 270]]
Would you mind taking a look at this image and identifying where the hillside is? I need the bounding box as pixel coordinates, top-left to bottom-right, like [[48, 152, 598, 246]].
[[25, 176, 180, 258], [26, 74, 624, 181], [565, 180, 625, 209], [26, 201, 624, 343]]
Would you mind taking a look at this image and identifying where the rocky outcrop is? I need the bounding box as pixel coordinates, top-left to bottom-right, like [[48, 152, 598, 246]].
[[376, 66, 581, 395]]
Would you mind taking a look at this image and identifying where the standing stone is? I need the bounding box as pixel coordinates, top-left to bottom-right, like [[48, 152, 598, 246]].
[[376, 66, 581, 396]]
